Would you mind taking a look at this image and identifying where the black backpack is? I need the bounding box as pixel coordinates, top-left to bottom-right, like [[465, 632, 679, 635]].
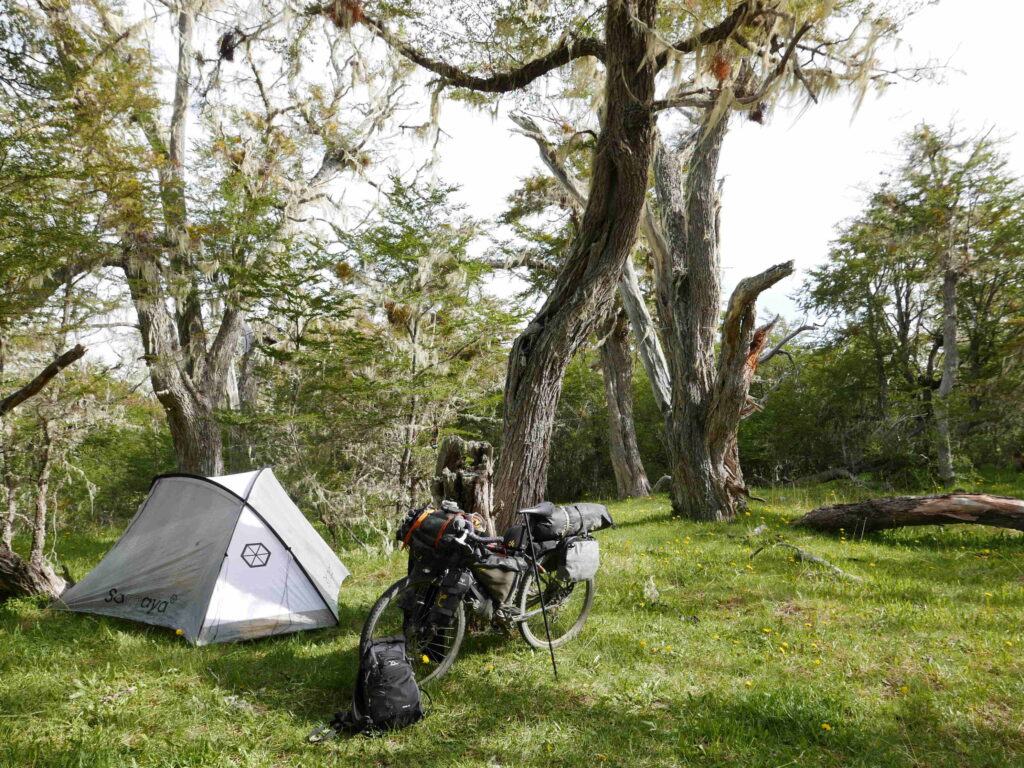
[[309, 636, 425, 741]]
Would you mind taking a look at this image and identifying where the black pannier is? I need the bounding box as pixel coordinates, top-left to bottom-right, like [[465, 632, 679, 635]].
[[530, 503, 614, 542], [428, 568, 474, 625], [502, 523, 559, 560], [557, 535, 599, 582]]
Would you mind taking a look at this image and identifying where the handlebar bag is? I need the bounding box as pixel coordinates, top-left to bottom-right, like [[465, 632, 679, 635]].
[[557, 535, 599, 582], [397, 507, 485, 564]]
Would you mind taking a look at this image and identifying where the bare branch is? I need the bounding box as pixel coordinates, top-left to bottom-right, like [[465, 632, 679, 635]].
[[0, 345, 86, 417], [759, 323, 818, 365]]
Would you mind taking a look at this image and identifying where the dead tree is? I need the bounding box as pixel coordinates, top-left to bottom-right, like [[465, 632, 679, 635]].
[[430, 435, 495, 530], [793, 493, 1024, 535], [934, 246, 960, 484]]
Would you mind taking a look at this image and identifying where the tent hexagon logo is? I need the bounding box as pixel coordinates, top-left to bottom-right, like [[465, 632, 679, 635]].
[[241, 542, 271, 568]]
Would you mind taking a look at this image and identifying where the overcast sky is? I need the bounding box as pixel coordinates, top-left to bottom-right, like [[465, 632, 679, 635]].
[[433, 0, 1022, 322]]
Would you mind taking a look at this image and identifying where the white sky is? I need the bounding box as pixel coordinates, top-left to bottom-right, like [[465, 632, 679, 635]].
[[433, 0, 1023, 322]]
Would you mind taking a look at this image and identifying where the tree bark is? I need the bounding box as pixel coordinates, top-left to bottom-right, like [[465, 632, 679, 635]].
[[793, 493, 1024, 535], [509, 113, 672, 416], [599, 310, 651, 498], [935, 249, 960, 484], [492, 0, 657, 529]]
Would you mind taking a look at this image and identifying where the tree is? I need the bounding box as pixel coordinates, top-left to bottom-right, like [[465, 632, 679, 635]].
[[492, 120, 654, 499], [804, 124, 1024, 482], [7, 0, 410, 475], [332, 0, 919, 526], [318, 1, 787, 527]]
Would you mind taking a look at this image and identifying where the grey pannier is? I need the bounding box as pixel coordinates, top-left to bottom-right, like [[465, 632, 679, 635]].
[[557, 536, 599, 582], [531, 502, 614, 542]]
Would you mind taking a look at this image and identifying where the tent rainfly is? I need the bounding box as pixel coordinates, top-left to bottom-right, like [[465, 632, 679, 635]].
[[54, 468, 349, 645]]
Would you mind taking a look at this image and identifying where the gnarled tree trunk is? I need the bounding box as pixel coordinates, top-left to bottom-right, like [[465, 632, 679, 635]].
[[599, 309, 651, 498], [0, 548, 65, 601], [492, 0, 657, 529], [653, 112, 794, 521]]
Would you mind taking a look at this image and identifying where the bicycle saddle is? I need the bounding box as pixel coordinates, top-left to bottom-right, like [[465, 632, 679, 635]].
[[518, 501, 556, 517]]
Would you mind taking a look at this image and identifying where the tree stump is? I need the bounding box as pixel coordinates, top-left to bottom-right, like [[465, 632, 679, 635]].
[[430, 435, 495, 532], [792, 494, 1024, 535]]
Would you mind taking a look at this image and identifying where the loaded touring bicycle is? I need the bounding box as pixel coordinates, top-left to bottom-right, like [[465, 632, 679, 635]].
[[361, 500, 614, 683]]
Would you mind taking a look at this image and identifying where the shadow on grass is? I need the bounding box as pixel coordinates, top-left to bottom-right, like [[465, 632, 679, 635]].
[[309, 668, 1024, 768]]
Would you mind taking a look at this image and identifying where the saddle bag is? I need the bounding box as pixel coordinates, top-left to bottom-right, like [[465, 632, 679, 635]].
[[557, 535, 599, 582], [530, 503, 615, 542]]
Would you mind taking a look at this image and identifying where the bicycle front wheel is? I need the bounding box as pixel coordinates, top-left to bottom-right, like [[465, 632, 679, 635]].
[[515, 570, 594, 649], [361, 576, 466, 685]]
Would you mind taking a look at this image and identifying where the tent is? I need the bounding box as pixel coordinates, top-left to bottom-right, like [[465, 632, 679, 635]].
[[54, 468, 349, 645]]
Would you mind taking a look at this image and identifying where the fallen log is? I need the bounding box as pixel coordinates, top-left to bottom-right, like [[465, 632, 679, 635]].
[[793, 493, 1024, 535]]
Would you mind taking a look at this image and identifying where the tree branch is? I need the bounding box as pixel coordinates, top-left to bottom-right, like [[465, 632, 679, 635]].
[[759, 322, 818, 365], [660, 1, 759, 65], [0, 345, 86, 417], [334, 10, 606, 93]]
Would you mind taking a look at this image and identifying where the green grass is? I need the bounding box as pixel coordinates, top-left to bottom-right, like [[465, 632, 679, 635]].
[[3, 476, 1024, 767]]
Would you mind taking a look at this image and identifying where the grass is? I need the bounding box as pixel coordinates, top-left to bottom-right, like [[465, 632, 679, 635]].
[[2, 475, 1024, 767]]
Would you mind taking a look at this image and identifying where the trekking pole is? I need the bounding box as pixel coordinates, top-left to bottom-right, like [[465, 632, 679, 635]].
[[521, 511, 558, 680]]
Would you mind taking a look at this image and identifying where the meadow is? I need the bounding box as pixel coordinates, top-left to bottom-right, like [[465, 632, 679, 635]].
[[2, 476, 1023, 767]]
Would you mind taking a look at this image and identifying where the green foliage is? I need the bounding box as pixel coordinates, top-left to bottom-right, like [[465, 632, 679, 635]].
[[229, 178, 522, 541], [746, 124, 1024, 481]]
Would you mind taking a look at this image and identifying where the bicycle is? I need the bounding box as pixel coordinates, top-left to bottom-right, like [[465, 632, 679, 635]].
[[361, 507, 596, 684]]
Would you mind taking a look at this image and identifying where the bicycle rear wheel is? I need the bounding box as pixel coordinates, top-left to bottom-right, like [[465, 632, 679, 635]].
[[361, 576, 466, 685], [515, 570, 594, 649]]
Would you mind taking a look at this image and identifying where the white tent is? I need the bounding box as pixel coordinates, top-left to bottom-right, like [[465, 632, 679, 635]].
[[54, 468, 349, 645]]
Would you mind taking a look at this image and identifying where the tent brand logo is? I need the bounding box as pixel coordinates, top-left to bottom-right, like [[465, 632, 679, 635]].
[[139, 594, 177, 615], [241, 542, 271, 568]]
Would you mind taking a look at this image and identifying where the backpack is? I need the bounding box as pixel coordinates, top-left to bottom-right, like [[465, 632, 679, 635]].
[[309, 636, 425, 741]]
